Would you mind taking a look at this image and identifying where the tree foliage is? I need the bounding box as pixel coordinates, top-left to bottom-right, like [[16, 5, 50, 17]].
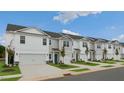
[[85, 45, 89, 56], [0, 45, 5, 58], [60, 46, 65, 63], [115, 48, 119, 56], [103, 48, 107, 60]]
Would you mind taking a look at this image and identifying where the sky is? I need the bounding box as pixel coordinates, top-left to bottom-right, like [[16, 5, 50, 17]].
[[0, 11, 124, 45]]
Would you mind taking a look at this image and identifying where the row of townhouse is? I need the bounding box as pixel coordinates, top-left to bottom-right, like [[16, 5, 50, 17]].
[[5, 24, 124, 65]]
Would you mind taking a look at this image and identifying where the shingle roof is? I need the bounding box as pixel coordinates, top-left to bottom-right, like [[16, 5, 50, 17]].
[[43, 31, 62, 38], [86, 37, 109, 42], [86, 37, 97, 41], [5, 24, 123, 44], [62, 33, 83, 39], [95, 38, 109, 42], [6, 24, 27, 31]]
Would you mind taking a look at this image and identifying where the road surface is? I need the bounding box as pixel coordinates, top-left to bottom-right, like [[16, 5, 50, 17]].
[[47, 67, 124, 81]]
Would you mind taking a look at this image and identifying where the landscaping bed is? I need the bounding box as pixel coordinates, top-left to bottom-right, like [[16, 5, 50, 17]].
[[70, 68, 90, 72], [0, 61, 21, 76], [48, 63, 79, 69], [102, 61, 116, 64], [101, 65, 114, 67], [73, 61, 99, 66]]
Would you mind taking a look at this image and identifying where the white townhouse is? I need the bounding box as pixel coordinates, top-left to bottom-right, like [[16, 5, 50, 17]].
[[5, 24, 123, 65], [62, 34, 88, 62], [120, 43, 124, 59]]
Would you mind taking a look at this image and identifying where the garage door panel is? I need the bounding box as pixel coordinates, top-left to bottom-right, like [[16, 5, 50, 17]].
[[64, 54, 72, 64], [19, 54, 46, 65]]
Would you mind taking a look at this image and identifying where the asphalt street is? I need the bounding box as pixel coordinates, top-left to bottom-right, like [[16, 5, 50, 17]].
[[47, 67, 124, 81]]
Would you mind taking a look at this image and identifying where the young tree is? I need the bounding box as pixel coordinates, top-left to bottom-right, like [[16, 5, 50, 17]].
[[115, 48, 119, 60], [60, 46, 65, 64], [85, 45, 89, 61], [0, 45, 5, 58], [103, 48, 107, 60], [7, 47, 15, 66], [115, 48, 119, 56]]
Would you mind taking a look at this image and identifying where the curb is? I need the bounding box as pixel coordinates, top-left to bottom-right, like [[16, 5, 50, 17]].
[[0, 74, 22, 80]]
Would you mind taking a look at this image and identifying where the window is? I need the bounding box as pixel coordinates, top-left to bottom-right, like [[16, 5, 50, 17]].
[[49, 40, 51, 45], [43, 38, 47, 45], [83, 42, 87, 47], [49, 54, 52, 59], [20, 36, 25, 44], [67, 41, 69, 47], [97, 44, 101, 49], [63, 41, 66, 47], [63, 41, 69, 47], [108, 45, 111, 49]]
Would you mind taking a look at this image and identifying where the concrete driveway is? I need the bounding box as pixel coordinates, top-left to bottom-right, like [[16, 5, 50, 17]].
[[19, 64, 66, 81]]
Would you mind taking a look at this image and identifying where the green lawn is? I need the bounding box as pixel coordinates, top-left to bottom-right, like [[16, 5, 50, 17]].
[[0, 77, 21, 81], [101, 65, 114, 67], [48, 63, 79, 69], [70, 68, 90, 72], [102, 61, 116, 64], [0, 61, 21, 76], [73, 61, 99, 66]]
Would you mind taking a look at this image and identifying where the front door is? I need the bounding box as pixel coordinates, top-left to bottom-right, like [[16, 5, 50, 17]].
[[54, 54, 58, 64], [90, 51, 93, 61], [76, 53, 79, 61], [90, 51, 95, 61]]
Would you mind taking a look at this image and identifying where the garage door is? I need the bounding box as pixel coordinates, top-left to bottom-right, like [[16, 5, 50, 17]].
[[64, 54, 72, 64], [19, 54, 46, 65]]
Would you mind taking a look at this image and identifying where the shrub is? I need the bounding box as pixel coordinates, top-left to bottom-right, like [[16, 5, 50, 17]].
[[46, 60, 53, 64], [1, 68, 15, 72]]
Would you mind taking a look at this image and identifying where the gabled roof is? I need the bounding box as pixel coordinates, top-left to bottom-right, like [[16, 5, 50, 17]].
[[5, 24, 124, 44], [86, 37, 109, 42], [62, 33, 83, 39], [6, 24, 27, 31], [95, 38, 109, 42], [111, 40, 119, 44], [43, 31, 62, 38], [86, 37, 97, 41]]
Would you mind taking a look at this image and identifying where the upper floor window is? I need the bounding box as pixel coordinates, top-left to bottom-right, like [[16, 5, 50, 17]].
[[83, 42, 87, 47], [20, 36, 25, 44], [108, 45, 111, 49], [97, 44, 101, 49], [49, 40, 51, 45], [43, 38, 47, 45], [63, 41, 69, 47], [67, 41, 69, 47]]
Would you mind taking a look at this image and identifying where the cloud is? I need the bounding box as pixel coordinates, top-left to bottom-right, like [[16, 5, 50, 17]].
[[53, 11, 101, 23], [112, 34, 124, 42], [0, 35, 5, 45], [62, 29, 80, 36], [110, 26, 116, 30], [106, 26, 117, 31]]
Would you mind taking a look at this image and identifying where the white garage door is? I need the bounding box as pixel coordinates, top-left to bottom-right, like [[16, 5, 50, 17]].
[[19, 54, 46, 65], [64, 54, 72, 64]]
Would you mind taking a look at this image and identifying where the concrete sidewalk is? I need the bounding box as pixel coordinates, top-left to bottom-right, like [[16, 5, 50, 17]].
[[65, 62, 124, 75]]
